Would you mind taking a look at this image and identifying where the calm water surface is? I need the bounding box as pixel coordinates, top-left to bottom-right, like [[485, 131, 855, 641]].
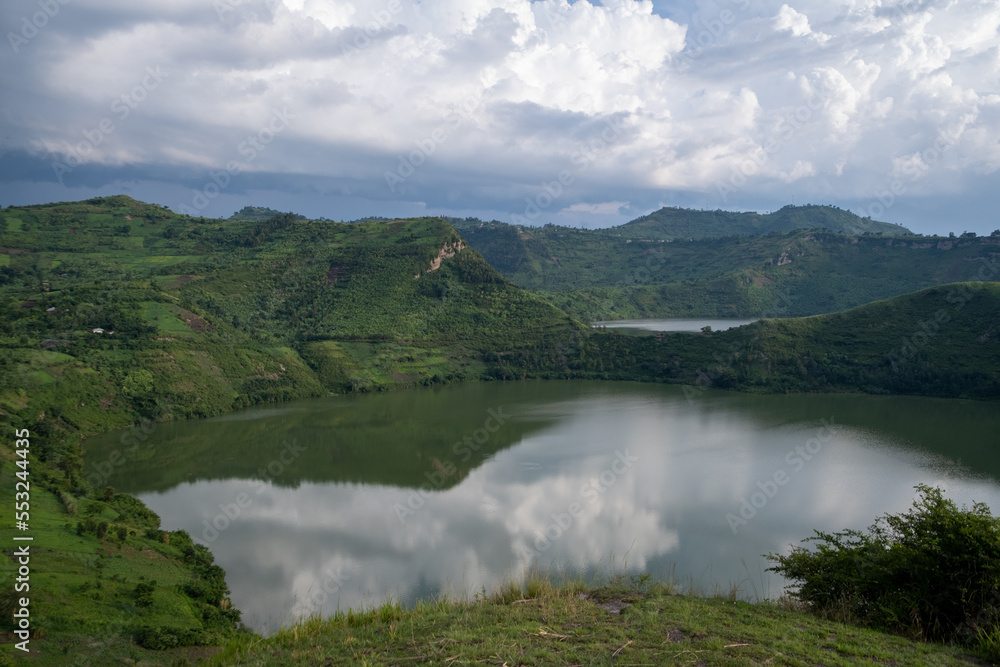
[[591, 318, 757, 332], [83, 381, 1000, 634]]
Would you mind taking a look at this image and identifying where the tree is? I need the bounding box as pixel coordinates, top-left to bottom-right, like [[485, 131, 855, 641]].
[[122, 369, 154, 397]]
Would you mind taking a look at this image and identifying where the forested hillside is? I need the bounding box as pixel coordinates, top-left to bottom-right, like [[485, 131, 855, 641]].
[[618, 204, 911, 240], [451, 217, 1000, 320], [535, 282, 1000, 401], [0, 195, 585, 662]]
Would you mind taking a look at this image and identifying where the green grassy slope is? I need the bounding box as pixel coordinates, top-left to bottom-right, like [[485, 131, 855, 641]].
[[0, 446, 240, 664], [0, 196, 583, 400], [0, 196, 584, 662], [209, 577, 986, 666], [452, 217, 1000, 319], [738, 281, 1000, 397]]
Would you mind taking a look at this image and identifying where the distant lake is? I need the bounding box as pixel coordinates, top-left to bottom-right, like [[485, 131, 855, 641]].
[[83, 381, 1000, 635], [591, 318, 758, 332]]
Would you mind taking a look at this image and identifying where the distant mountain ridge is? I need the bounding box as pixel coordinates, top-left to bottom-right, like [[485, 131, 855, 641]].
[[451, 212, 997, 320], [617, 204, 912, 240], [229, 205, 306, 221]]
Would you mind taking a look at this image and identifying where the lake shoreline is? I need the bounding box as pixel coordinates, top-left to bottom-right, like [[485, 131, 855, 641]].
[[81, 380, 1000, 637]]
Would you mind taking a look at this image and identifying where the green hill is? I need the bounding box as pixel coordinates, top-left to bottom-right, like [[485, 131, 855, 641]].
[[565, 282, 1000, 401], [0, 196, 582, 404], [619, 203, 911, 240], [451, 218, 1000, 320], [0, 195, 584, 662], [732, 281, 1000, 398]]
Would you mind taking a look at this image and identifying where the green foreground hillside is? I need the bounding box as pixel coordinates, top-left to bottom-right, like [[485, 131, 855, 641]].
[[210, 577, 986, 666]]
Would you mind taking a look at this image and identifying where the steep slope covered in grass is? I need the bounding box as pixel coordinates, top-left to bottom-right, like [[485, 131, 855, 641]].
[[0, 196, 584, 662], [0, 196, 584, 405]]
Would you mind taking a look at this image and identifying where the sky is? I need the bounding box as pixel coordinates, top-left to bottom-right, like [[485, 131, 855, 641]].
[[1, 0, 998, 235]]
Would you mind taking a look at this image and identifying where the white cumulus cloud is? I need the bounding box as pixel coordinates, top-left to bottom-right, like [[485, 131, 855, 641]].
[[0, 0, 996, 232]]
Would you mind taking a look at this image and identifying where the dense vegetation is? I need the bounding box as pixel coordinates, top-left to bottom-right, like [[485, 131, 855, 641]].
[[228, 206, 307, 222], [0, 457, 242, 663], [450, 212, 1000, 320], [0, 195, 584, 661], [769, 485, 1000, 659], [536, 283, 1000, 401], [208, 571, 986, 665]]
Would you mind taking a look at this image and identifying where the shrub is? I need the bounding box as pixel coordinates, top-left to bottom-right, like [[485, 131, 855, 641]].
[[58, 491, 77, 515], [0, 584, 20, 630], [767, 485, 1000, 645], [132, 581, 156, 608], [134, 625, 206, 650], [111, 493, 160, 529]]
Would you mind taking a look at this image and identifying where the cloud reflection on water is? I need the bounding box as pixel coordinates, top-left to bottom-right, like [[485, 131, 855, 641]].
[[134, 385, 1000, 634]]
